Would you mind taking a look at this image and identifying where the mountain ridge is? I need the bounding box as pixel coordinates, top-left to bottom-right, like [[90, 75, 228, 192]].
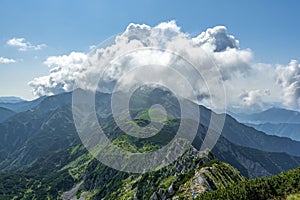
[[0, 96, 24, 104], [0, 96, 46, 113], [246, 122, 300, 141], [0, 90, 299, 178], [232, 107, 300, 124], [231, 107, 300, 142], [0, 90, 299, 199]]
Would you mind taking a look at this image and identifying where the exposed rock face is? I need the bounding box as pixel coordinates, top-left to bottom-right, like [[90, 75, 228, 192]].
[[80, 147, 244, 200], [191, 171, 212, 195], [63, 183, 85, 200], [235, 152, 271, 178]]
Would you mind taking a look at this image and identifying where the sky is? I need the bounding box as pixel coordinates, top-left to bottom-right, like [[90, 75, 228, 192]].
[[0, 0, 300, 112]]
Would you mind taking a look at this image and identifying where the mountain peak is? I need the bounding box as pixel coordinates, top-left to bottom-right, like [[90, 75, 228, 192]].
[[257, 107, 300, 121], [263, 107, 299, 114]]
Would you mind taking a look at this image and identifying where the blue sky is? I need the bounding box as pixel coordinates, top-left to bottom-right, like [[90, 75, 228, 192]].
[[0, 0, 299, 99]]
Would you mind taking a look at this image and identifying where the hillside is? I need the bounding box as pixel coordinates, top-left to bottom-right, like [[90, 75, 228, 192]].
[[0, 90, 300, 176], [0, 107, 15, 123], [0, 139, 299, 199], [246, 122, 300, 141], [198, 165, 300, 200], [0, 96, 45, 113], [0, 143, 245, 199], [0, 90, 299, 199]]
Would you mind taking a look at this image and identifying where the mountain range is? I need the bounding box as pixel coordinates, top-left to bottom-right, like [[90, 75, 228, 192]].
[[0, 89, 299, 199], [0, 96, 45, 113], [0, 96, 24, 104], [232, 107, 300, 124], [232, 107, 300, 141]]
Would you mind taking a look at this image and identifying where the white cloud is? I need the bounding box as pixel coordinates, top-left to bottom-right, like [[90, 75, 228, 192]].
[[223, 62, 283, 112], [28, 52, 86, 96], [238, 89, 271, 111], [7, 38, 46, 51], [27, 21, 253, 110], [276, 60, 300, 109], [0, 56, 16, 64], [28, 21, 300, 112], [193, 26, 239, 52], [89, 45, 97, 51]]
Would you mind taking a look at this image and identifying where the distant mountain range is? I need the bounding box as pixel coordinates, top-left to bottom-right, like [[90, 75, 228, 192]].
[[0, 96, 24, 104], [245, 122, 300, 141], [231, 107, 300, 141], [232, 107, 300, 124], [0, 96, 45, 113]]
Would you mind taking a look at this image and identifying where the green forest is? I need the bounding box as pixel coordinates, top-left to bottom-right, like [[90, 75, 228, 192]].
[[198, 166, 300, 200]]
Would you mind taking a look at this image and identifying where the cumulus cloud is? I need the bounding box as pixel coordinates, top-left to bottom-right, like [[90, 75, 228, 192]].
[[7, 38, 46, 51], [89, 45, 97, 51], [30, 21, 298, 112], [27, 21, 253, 110], [192, 26, 252, 81], [193, 26, 239, 52], [0, 56, 16, 64], [239, 89, 271, 111], [276, 60, 300, 109], [29, 21, 253, 111], [28, 52, 86, 96]]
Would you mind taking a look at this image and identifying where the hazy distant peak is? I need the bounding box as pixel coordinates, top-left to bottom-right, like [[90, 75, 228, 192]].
[[0, 96, 25, 104]]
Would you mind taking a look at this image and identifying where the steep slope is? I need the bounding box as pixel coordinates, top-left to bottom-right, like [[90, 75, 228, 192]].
[[0, 106, 80, 170], [0, 145, 83, 199], [78, 148, 244, 200], [218, 114, 300, 156], [126, 87, 300, 157], [5, 89, 300, 158], [1, 89, 300, 176], [0, 107, 15, 123], [198, 165, 300, 200], [0, 124, 298, 199], [246, 122, 300, 141], [211, 138, 300, 178], [0, 143, 245, 200], [231, 107, 300, 142], [0, 88, 299, 199], [110, 116, 300, 178], [1, 140, 298, 200]]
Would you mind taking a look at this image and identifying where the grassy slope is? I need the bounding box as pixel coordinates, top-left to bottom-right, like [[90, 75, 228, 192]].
[[198, 166, 300, 200]]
